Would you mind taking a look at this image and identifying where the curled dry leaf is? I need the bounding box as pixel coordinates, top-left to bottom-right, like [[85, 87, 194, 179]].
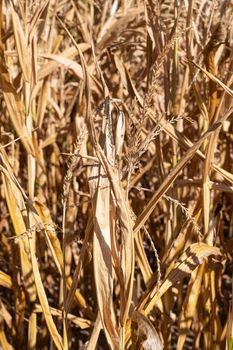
[[37, 44, 90, 80], [88, 105, 119, 349], [131, 311, 163, 350], [139, 243, 221, 315], [89, 159, 119, 349]]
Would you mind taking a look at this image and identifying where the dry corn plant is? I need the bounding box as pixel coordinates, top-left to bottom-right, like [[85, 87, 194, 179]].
[[0, 0, 233, 349]]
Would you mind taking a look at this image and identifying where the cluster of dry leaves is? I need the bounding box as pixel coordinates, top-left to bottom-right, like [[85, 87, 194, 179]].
[[0, 0, 233, 349]]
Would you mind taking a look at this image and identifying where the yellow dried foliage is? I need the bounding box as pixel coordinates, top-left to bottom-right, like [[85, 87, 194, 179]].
[[0, 1, 232, 349]]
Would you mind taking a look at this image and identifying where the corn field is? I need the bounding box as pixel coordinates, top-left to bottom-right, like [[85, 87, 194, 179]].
[[0, 0, 233, 349]]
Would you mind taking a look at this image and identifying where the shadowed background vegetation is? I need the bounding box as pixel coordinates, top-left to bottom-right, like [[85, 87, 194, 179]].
[[0, 0, 233, 349]]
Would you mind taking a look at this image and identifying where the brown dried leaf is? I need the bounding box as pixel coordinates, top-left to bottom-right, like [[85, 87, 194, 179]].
[[39, 53, 84, 80], [37, 44, 90, 80], [0, 271, 12, 289], [177, 264, 205, 349], [131, 311, 163, 350], [133, 115, 232, 234], [0, 154, 63, 350], [88, 97, 119, 348], [10, 2, 31, 82], [0, 162, 37, 303], [139, 243, 221, 315], [89, 164, 119, 349]]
